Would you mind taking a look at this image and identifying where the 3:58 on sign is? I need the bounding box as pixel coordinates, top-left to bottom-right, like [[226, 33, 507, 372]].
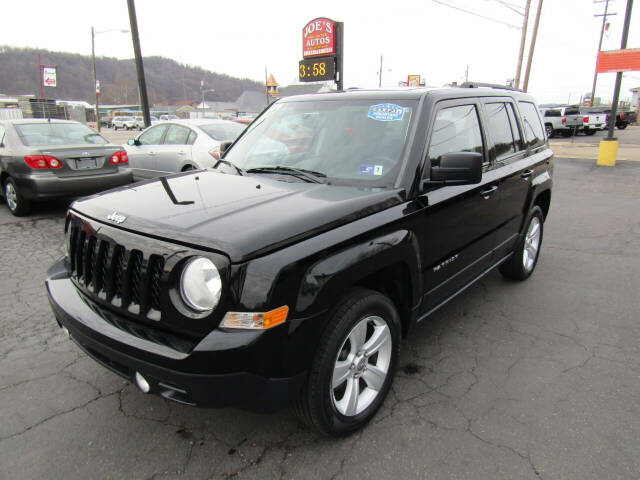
[[299, 56, 335, 82]]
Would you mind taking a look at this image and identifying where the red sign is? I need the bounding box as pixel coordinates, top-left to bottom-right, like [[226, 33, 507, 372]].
[[596, 48, 640, 73], [302, 18, 335, 58]]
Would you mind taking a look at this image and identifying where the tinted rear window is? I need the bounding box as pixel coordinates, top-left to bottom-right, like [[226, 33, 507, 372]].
[[518, 102, 545, 148], [15, 123, 108, 146]]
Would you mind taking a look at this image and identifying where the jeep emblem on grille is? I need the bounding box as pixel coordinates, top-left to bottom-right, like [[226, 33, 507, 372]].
[[107, 212, 127, 224]]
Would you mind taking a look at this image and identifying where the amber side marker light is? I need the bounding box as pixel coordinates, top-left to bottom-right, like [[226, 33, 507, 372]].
[[220, 305, 289, 330]]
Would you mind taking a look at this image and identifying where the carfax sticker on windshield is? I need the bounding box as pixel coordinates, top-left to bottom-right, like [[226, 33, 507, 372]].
[[358, 164, 384, 176], [368, 103, 405, 121]]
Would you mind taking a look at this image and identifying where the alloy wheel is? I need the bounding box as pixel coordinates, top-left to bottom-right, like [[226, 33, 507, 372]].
[[5, 182, 17, 211], [523, 216, 541, 272], [331, 315, 392, 416]]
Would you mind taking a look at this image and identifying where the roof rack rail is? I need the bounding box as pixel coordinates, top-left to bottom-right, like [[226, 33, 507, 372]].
[[460, 82, 523, 92]]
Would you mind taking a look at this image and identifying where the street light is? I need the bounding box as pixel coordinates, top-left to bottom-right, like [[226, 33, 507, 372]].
[[91, 27, 129, 131], [200, 81, 215, 118]]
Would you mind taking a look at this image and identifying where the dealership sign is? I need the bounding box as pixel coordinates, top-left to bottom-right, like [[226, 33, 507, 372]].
[[302, 18, 335, 58], [596, 48, 640, 73], [42, 66, 57, 87]]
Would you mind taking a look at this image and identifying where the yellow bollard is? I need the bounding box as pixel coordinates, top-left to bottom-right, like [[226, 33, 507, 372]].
[[597, 139, 618, 166]]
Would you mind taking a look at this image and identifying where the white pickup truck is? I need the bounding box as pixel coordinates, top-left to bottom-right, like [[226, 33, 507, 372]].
[[539, 106, 583, 138], [580, 109, 607, 136]]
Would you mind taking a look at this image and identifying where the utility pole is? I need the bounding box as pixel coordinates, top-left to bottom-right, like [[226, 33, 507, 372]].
[[336, 22, 344, 91], [91, 28, 100, 132], [265, 67, 270, 106], [606, 0, 633, 139], [590, 0, 617, 106], [38, 52, 44, 99], [465, 64, 469, 83], [378, 55, 383, 87], [127, 0, 151, 128], [522, 0, 543, 92], [515, 0, 531, 89]]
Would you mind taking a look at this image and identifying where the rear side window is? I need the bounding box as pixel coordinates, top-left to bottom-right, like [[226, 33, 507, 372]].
[[485, 103, 516, 160], [427, 104, 484, 165], [506, 104, 523, 150], [164, 125, 191, 145], [518, 102, 545, 148]]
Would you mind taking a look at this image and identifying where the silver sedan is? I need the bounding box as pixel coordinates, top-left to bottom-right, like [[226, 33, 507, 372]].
[[124, 119, 245, 180]]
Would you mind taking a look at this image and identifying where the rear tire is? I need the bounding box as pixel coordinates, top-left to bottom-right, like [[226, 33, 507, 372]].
[[544, 124, 554, 138], [617, 123, 627, 130], [499, 206, 544, 281], [584, 128, 596, 136], [4, 177, 30, 216], [295, 288, 400, 436]]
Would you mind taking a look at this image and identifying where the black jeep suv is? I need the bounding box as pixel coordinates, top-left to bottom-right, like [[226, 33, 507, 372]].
[[47, 85, 553, 436]]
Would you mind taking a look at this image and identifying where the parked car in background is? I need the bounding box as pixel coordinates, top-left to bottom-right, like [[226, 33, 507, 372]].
[[0, 119, 132, 216], [99, 116, 112, 128], [539, 105, 582, 137], [159, 114, 179, 121], [579, 109, 606, 135], [603, 109, 637, 129], [133, 116, 145, 130], [113, 116, 138, 131], [124, 119, 245, 179]]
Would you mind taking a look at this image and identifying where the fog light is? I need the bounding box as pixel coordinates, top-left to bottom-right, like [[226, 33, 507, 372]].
[[135, 372, 151, 393]]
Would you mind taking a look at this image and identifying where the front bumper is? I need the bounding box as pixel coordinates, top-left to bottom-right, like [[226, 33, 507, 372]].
[[46, 259, 307, 410], [14, 168, 133, 200]]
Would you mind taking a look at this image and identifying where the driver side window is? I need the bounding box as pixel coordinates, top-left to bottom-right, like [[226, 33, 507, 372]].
[[138, 125, 167, 145], [427, 104, 484, 169]]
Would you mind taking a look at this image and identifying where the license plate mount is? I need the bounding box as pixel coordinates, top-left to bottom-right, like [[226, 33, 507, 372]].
[[75, 157, 98, 169]]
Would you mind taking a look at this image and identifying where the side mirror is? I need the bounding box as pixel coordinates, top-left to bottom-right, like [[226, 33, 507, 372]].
[[127, 138, 138, 146], [422, 152, 483, 189], [220, 141, 233, 156]]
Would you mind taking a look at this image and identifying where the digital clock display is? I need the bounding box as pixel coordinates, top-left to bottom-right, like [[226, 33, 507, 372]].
[[299, 56, 335, 82]]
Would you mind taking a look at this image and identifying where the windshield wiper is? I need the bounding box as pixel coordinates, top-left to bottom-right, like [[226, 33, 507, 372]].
[[213, 159, 244, 176], [245, 166, 326, 184]]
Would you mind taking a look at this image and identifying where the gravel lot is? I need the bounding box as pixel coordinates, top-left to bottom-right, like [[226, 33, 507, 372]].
[[0, 158, 638, 479]]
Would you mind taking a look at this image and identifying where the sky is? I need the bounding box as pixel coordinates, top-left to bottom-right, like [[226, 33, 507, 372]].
[[1, 0, 639, 105]]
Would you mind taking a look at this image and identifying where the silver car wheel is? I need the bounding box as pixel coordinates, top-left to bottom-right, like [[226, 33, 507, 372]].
[[5, 182, 18, 211], [331, 315, 392, 417], [523, 216, 541, 272]]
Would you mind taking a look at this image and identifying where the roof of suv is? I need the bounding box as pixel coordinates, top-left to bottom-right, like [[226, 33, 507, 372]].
[[277, 86, 537, 103]]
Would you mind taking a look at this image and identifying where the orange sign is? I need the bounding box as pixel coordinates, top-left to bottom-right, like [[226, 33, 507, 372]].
[[596, 48, 640, 73]]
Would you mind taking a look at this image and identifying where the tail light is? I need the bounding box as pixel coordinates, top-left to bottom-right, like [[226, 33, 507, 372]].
[[24, 155, 62, 169], [209, 147, 221, 160], [620, 113, 625, 120], [110, 150, 129, 164], [562, 117, 566, 124], [583, 116, 589, 123]]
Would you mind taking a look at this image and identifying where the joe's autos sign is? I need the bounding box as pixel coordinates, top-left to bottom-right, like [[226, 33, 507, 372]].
[[302, 18, 335, 58]]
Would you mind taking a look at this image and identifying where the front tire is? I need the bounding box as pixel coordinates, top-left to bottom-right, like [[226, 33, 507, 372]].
[[499, 206, 544, 281], [295, 288, 400, 436], [4, 177, 30, 216]]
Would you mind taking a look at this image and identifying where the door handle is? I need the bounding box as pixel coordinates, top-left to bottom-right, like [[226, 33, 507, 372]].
[[521, 169, 534, 178], [479, 185, 498, 197], [177, 150, 185, 155], [148, 151, 156, 156]]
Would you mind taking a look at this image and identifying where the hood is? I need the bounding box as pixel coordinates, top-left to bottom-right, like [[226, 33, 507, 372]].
[[72, 171, 404, 262]]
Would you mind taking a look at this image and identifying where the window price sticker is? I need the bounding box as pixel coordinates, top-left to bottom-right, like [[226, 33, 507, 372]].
[[367, 104, 405, 121]]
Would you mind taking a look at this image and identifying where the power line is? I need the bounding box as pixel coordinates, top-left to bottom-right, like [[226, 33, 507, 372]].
[[431, 0, 522, 28]]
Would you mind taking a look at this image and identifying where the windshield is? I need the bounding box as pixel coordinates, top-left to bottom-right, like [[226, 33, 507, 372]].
[[200, 122, 245, 141], [224, 99, 417, 186], [15, 122, 108, 146]]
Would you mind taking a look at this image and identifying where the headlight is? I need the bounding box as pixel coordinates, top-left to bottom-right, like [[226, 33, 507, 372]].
[[180, 257, 222, 312]]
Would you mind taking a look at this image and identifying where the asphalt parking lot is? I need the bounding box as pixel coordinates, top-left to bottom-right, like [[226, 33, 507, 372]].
[[0, 157, 639, 479]]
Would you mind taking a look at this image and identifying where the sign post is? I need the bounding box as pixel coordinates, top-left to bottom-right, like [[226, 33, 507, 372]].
[[597, 0, 634, 167], [299, 18, 343, 90]]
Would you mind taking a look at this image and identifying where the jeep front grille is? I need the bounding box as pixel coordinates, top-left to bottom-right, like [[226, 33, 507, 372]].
[[67, 223, 165, 320]]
